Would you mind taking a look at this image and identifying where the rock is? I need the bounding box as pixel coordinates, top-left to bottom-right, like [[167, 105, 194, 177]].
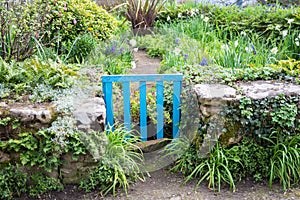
[[72, 97, 106, 133], [60, 152, 98, 184], [0, 103, 56, 138], [239, 81, 300, 100], [0, 151, 10, 164]]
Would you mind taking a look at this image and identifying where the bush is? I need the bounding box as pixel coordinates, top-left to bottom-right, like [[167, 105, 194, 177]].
[[0, 58, 79, 96], [0, 1, 51, 61], [0, 165, 27, 200], [33, 0, 118, 44]]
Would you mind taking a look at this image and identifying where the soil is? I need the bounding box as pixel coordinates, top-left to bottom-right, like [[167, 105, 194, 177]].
[[20, 167, 300, 200]]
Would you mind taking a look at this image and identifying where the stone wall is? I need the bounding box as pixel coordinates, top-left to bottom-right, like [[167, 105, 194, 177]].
[[0, 97, 106, 184], [194, 80, 300, 155]]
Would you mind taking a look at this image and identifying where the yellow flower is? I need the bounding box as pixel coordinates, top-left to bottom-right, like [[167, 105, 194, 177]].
[[87, 27, 93, 31]]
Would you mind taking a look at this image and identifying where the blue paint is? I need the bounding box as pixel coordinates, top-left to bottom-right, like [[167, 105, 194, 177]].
[[122, 82, 131, 131], [101, 74, 183, 141], [173, 81, 182, 138], [139, 81, 147, 141], [102, 74, 183, 82], [156, 81, 164, 139], [102, 82, 114, 130]]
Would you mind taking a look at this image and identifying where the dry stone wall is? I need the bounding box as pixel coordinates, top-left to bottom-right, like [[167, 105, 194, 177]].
[[194, 80, 300, 155]]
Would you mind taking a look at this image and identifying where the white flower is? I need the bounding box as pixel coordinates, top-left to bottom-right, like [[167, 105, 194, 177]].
[[174, 47, 181, 55], [275, 25, 281, 31], [195, 8, 199, 13], [131, 61, 136, 69], [245, 47, 251, 52], [129, 39, 137, 47], [178, 13, 182, 18], [203, 17, 209, 23], [298, 34, 300, 39], [271, 47, 278, 54], [133, 47, 139, 52], [296, 41, 300, 47], [287, 19, 294, 24], [221, 44, 229, 51], [190, 10, 196, 17], [167, 16, 171, 21], [282, 30, 288, 37], [234, 40, 239, 47], [241, 31, 247, 36], [200, 14, 204, 19]]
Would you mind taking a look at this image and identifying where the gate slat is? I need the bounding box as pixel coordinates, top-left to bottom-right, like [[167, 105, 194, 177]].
[[156, 81, 164, 139], [139, 81, 147, 141], [103, 82, 114, 129], [173, 81, 182, 138], [122, 82, 131, 131]]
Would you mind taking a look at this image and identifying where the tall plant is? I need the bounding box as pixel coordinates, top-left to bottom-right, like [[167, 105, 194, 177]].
[[125, 0, 166, 31]]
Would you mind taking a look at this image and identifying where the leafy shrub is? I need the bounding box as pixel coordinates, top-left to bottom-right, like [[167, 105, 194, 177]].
[[79, 126, 144, 196], [0, 58, 79, 96], [0, 1, 51, 61], [33, 0, 118, 44], [0, 165, 27, 200], [28, 173, 63, 198], [66, 33, 99, 63]]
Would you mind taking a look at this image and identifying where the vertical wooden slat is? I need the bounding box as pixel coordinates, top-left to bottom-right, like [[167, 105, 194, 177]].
[[156, 81, 164, 139], [139, 81, 147, 141], [103, 82, 114, 130], [172, 81, 182, 138], [122, 82, 131, 131]]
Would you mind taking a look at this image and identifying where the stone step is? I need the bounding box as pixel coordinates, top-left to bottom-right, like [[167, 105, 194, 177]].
[[135, 138, 170, 153]]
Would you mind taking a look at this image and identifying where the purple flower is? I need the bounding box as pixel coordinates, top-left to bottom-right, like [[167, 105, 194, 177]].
[[73, 18, 77, 25], [119, 48, 124, 54], [184, 54, 188, 61], [110, 45, 116, 53], [174, 38, 180, 45], [251, 44, 257, 55], [200, 57, 208, 66]]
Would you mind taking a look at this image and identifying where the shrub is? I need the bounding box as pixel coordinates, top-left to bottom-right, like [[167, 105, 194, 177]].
[[0, 58, 79, 96], [0, 165, 27, 200], [32, 0, 118, 44], [0, 1, 51, 61], [79, 126, 144, 196]]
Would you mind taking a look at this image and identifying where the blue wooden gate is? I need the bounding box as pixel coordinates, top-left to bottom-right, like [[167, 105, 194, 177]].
[[102, 74, 183, 141]]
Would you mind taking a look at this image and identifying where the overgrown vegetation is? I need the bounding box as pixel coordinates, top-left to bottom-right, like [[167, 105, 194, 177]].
[[1, 0, 300, 198]]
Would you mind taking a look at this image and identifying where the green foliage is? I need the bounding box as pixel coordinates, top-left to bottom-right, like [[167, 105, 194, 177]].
[[33, 0, 118, 43], [0, 165, 27, 200], [66, 33, 98, 63], [157, 4, 300, 42], [79, 126, 144, 196], [264, 131, 300, 191], [86, 34, 133, 74], [0, 1, 51, 61], [270, 58, 300, 76], [183, 143, 238, 192], [125, 0, 166, 30], [0, 58, 78, 97], [225, 95, 300, 140], [28, 173, 63, 198]]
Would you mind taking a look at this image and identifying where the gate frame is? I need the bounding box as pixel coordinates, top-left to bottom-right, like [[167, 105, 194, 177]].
[[102, 74, 183, 141]]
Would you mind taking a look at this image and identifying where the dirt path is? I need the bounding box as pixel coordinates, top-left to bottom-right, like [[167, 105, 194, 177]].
[[35, 167, 300, 200], [130, 50, 161, 74]]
